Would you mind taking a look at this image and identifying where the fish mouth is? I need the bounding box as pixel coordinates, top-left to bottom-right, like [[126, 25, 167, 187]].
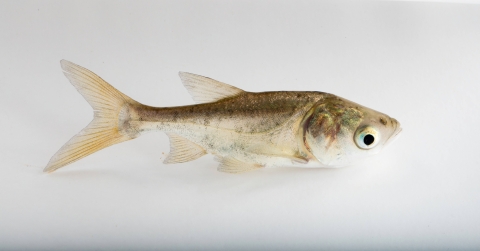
[[385, 118, 402, 146]]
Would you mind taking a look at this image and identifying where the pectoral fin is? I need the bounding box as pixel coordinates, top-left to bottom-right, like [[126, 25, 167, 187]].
[[164, 133, 206, 164], [215, 156, 264, 173]]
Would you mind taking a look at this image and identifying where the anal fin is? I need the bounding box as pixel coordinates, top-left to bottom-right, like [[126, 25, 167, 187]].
[[215, 156, 264, 174], [164, 133, 206, 164]]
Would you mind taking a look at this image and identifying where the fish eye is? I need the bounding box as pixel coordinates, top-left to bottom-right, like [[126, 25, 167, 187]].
[[354, 126, 380, 149]]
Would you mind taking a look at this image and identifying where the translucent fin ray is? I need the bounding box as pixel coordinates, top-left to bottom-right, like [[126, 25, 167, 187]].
[[164, 133, 207, 164], [178, 72, 245, 104], [215, 156, 264, 174], [44, 60, 138, 172]]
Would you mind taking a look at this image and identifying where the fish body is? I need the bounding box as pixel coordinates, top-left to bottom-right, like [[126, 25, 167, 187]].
[[44, 60, 401, 173]]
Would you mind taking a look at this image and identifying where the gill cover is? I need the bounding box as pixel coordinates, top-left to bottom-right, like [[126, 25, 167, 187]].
[[303, 95, 401, 167]]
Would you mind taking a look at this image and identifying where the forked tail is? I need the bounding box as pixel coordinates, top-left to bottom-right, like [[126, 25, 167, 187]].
[[44, 60, 140, 173]]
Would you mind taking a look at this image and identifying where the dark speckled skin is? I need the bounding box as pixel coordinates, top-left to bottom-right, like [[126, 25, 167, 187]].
[[133, 91, 329, 134], [121, 91, 335, 166]]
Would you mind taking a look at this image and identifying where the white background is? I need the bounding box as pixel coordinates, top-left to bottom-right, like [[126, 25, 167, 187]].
[[1, 1, 480, 250]]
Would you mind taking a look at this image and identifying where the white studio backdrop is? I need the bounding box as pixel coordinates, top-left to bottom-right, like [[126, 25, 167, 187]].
[[1, 1, 479, 250]]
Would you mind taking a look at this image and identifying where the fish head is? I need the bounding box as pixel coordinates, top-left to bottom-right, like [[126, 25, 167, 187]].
[[304, 95, 402, 167]]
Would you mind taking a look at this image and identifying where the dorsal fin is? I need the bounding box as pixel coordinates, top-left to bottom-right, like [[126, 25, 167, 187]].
[[178, 72, 245, 104], [164, 133, 207, 164]]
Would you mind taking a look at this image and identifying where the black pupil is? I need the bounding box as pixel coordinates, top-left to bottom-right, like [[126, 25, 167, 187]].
[[364, 134, 375, 145]]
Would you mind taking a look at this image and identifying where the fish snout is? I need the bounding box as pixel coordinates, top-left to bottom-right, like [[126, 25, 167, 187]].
[[386, 118, 402, 146]]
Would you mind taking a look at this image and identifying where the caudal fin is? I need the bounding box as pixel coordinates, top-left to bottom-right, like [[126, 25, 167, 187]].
[[44, 60, 139, 173]]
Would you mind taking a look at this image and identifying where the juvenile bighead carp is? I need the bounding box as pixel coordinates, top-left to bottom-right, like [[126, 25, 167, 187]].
[[44, 60, 402, 173]]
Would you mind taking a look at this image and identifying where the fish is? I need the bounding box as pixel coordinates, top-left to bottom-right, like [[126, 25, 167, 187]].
[[44, 60, 402, 173]]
